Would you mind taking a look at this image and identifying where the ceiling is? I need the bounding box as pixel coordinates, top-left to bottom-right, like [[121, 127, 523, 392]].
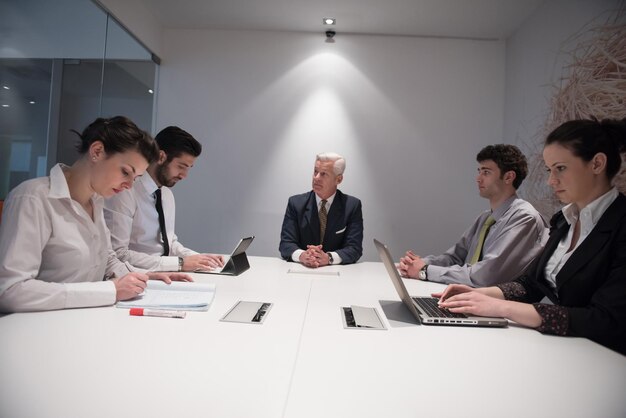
[[138, 0, 547, 40]]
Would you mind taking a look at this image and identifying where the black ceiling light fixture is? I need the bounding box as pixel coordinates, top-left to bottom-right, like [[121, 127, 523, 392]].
[[323, 17, 336, 43]]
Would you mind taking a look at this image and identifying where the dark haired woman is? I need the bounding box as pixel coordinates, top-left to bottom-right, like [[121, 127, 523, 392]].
[[436, 118, 626, 355], [0, 116, 191, 313]]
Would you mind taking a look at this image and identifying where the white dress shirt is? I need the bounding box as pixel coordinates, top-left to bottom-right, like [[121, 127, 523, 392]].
[[544, 187, 618, 290], [104, 173, 197, 271], [0, 164, 129, 312], [291, 193, 342, 265]]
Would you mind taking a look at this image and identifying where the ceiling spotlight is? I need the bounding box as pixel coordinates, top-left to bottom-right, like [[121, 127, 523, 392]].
[[1, 104, 9, 108], [148, 89, 154, 94], [29, 101, 36, 104], [2, 86, 9, 90], [323, 18, 336, 25]]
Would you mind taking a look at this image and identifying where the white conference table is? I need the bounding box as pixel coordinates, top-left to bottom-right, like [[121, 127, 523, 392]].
[[1, 256, 625, 418]]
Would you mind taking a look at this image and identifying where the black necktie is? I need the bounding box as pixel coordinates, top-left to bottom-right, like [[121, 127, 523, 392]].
[[154, 189, 170, 256]]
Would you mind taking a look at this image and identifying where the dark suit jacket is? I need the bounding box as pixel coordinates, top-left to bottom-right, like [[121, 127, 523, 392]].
[[279, 190, 363, 264], [515, 193, 626, 354]]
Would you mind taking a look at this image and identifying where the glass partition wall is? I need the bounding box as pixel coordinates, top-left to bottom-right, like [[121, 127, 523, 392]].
[[0, 0, 158, 198]]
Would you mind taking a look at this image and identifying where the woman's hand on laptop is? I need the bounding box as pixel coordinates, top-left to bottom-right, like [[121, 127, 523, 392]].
[[434, 284, 503, 302], [183, 254, 224, 271], [435, 284, 508, 317], [437, 289, 507, 318], [436, 285, 541, 328], [433, 284, 474, 302]]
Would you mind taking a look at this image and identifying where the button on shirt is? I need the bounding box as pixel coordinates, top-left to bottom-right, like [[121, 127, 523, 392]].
[[291, 193, 342, 265], [104, 173, 197, 271], [423, 195, 548, 286], [544, 188, 619, 291], [0, 164, 128, 312]]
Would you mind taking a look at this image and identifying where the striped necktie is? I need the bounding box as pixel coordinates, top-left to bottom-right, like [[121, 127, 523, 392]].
[[319, 199, 328, 244]]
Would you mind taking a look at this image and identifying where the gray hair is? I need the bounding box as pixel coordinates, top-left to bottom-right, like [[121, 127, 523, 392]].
[[316, 152, 345, 176]]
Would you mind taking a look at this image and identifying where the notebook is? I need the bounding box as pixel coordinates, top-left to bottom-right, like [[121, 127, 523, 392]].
[[116, 281, 216, 311], [195, 236, 255, 276], [373, 239, 508, 327]]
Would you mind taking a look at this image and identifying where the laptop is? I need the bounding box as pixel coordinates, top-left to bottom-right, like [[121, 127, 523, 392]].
[[195, 236, 255, 276], [373, 239, 507, 327]]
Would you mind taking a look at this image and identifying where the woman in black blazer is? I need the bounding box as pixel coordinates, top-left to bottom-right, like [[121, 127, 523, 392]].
[[436, 118, 626, 355]]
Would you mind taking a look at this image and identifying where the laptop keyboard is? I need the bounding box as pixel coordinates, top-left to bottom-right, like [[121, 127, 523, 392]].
[[413, 297, 467, 318]]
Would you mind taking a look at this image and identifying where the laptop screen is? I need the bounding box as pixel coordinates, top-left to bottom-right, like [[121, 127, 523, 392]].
[[230, 236, 255, 256], [374, 239, 422, 323]]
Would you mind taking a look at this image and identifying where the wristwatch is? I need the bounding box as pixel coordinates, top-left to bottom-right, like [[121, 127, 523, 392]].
[[178, 257, 184, 272], [418, 264, 428, 281], [327, 252, 334, 265]]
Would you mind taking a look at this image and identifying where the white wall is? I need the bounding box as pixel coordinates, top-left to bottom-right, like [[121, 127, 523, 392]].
[[503, 0, 623, 175], [156, 29, 505, 261], [96, 0, 623, 263]]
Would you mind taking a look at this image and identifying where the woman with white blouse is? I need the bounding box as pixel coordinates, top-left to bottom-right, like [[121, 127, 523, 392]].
[[436, 118, 626, 355], [0, 116, 191, 313]]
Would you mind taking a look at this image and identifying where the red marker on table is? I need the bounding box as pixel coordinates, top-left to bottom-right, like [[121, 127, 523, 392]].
[[129, 308, 186, 319]]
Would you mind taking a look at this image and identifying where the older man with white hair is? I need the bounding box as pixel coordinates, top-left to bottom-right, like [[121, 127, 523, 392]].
[[279, 152, 364, 268]]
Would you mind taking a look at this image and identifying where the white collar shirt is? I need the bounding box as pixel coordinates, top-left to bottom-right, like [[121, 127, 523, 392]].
[[544, 187, 619, 290], [0, 164, 126, 312], [315, 192, 335, 212], [104, 173, 197, 272]]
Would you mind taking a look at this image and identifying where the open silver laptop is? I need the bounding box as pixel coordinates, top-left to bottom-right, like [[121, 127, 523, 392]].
[[195, 236, 254, 276], [374, 239, 507, 327]]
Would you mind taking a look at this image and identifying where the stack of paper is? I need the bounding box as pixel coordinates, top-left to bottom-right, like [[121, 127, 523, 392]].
[[117, 281, 216, 311]]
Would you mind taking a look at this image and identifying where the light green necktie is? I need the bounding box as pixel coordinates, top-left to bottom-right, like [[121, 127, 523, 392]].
[[469, 215, 495, 265]]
